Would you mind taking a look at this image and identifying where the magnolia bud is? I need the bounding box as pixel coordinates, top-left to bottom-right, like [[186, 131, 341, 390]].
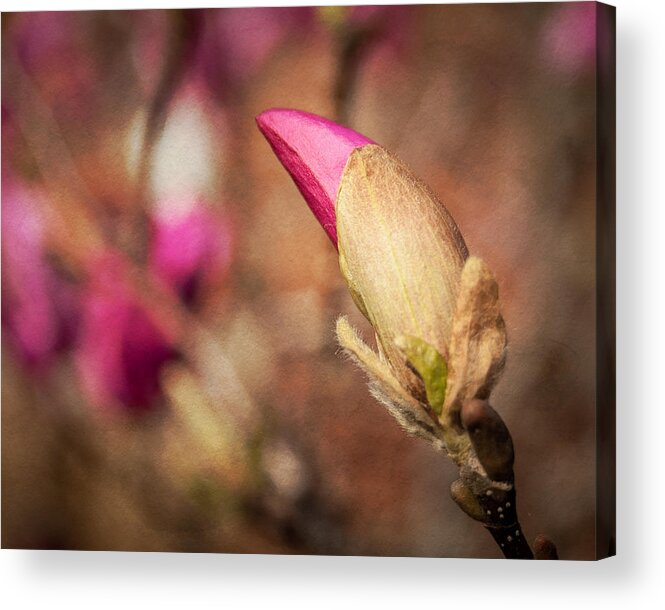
[[257, 109, 507, 462], [335, 144, 467, 400]]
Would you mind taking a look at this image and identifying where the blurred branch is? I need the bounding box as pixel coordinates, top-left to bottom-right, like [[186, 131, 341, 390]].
[[326, 8, 396, 124], [331, 21, 379, 124], [134, 9, 203, 208], [4, 56, 102, 219]]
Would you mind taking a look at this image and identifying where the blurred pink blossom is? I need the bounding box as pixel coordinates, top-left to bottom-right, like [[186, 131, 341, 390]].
[[347, 5, 415, 68], [542, 2, 597, 75], [75, 252, 178, 412], [148, 201, 233, 305], [10, 11, 97, 121], [198, 7, 316, 97], [1, 179, 77, 371]]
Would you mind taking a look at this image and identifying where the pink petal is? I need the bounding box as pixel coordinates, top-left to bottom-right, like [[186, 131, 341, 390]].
[[149, 202, 233, 304], [76, 251, 177, 412], [256, 108, 373, 247]]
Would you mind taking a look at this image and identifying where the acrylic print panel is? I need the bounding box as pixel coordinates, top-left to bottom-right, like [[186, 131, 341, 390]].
[[1, 3, 615, 559]]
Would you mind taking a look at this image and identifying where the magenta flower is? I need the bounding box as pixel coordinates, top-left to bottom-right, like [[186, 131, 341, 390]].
[[148, 201, 233, 305], [256, 108, 373, 246], [75, 252, 178, 412], [1, 179, 77, 371]]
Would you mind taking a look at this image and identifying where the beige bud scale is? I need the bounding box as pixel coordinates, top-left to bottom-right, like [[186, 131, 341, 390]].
[[334, 144, 507, 467]]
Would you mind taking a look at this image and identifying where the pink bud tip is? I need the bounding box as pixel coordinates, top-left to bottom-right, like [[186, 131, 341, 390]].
[[256, 108, 373, 247]]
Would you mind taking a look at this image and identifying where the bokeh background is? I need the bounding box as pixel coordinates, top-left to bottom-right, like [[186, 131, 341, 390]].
[[2, 3, 605, 558]]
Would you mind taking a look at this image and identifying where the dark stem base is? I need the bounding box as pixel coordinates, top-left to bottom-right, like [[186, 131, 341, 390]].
[[486, 523, 533, 559]]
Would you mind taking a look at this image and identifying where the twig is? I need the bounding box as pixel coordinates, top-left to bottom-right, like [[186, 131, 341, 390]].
[[134, 9, 203, 208], [451, 399, 556, 559]]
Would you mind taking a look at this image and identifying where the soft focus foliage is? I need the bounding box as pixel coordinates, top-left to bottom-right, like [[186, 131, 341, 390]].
[[2, 5, 600, 558]]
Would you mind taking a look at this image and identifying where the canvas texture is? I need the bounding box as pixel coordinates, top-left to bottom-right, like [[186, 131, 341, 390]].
[[1, 2, 615, 560]]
